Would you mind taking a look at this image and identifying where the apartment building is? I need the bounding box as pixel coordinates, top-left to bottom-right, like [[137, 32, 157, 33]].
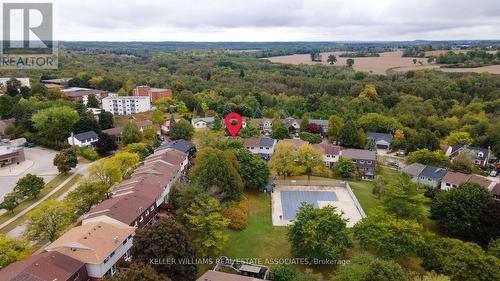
[[133, 85, 173, 102], [102, 96, 151, 115]]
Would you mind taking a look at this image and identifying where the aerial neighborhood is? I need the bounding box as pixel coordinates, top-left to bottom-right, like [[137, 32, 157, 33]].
[[0, 40, 499, 281]]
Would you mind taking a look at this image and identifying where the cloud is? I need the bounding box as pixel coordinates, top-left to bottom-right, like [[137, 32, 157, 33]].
[[50, 0, 500, 41]]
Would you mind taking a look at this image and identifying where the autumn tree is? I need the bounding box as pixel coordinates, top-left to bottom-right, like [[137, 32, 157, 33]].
[[359, 84, 378, 101], [298, 144, 331, 180], [449, 149, 476, 174], [444, 131, 473, 145], [25, 200, 74, 242], [327, 115, 343, 143], [270, 142, 298, 179], [0, 235, 30, 268], [132, 218, 197, 281], [53, 148, 78, 174]]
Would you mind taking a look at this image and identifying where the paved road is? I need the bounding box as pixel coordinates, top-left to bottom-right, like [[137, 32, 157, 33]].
[[1, 162, 90, 237]]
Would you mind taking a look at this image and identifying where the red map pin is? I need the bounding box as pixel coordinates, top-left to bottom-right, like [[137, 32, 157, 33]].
[[224, 112, 242, 137]]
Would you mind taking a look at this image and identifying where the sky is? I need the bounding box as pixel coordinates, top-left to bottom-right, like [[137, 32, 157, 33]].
[[18, 0, 500, 41]]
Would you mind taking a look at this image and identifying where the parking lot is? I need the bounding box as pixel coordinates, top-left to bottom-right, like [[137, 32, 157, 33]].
[[0, 147, 58, 202]]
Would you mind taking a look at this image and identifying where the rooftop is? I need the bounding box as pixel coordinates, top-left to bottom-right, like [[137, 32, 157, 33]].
[[340, 149, 376, 161], [420, 165, 447, 180], [401, 163, 427, 177], [197, 270, 264, 281], [366, 132, 393, 143], [71, 131, 98, 142]]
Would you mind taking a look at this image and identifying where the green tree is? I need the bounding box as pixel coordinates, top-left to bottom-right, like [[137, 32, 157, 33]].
[[132, 218, 197, 281], [333, 157, 356, 179], [328, 115, 343, 143], [430, 183, 493, 240], [332, 254, 407, 281], [95, 132, 118, 155], [372, 175, 387, 199], [488, 238, 500, 258], [357, 113, 399, 133], [327, 54, 337, 64], [25, 200, 74, 242], [298, 144, 331, 180], [98, 111, 114, 130], [270, 142, 298, 179], [0, 192, 20, 213], [449, 149, 475, 174], [346, 58, 355, 67], [338, 118, 360, 147], [254, 108, 263, 118], [444, 131, 473, 145], [421, 237, 500, 281], [407, 149, 449, 167], [65, 181, 108, 215], [86, 95, 99, 108], [53, 148, 78, 174], [0, 95, 14, 119], [238, 122, 260, 138], [353, 213, 426, 259], [170, 119, 194, 140], [288, 204, 352, 261], [180, 192, 228, 257], [177, 101, 189, 114], [299, 132, 322, 144], [73, 111, 101, 134], [104, 263, 166, 281], [150, 110, 164, 125], [122, 121, 143, 145], [0, 235, 29, 268], [357, 128, 367, 148], [190, 147, 243, 201], [14, 173, 45, 199], [31, 106, 79, 148], [271, 126, 291, 140], [300, 117, 309, 132], [382, 175, 429, 221], [124, 143, 151, 160], [233, 148, 270, 190]]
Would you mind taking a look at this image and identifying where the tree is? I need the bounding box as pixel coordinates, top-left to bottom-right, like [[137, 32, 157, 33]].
[[346, 58, 355, 67], [65, 181, 108, 215], [359, 84, 379, 101], [53, 148, 78, 174], [353, 213, 426, 259], [288, 204, 352, 261], [270, 142, 298, 179], [421, 237, 500, 281], [233, 148, 270, 190], [357, 128, 366, 148], [132, 218, 197, 281], [357, 113, 399, 133], [170, 119, 195, 140], [14, 174, 45, 199], [300, 117, 309, 132], [449, 149, 475, 174], [124, 143, 151, 160], [180, 192, 228, 257], [298, 144, 331, 180], [366, 137, 376, 151], [272, 264, 317, 281], [0, 95, 14, 119], [150, 110, 164, 125], [372, 175, 387, 199], [430, 183, 492, 240], [299, 132, 322, 144], [25, 200, 74, 242], [474, 201, 500, 247], [105, 263, 166, 281], [333, 157, 356, 179], [332, 254, 407, 281], [382, 175, 429, 222], [98, 111, 114, 130], [338, 118, 360, 147], [190, 147, 243, 201], [86, 94, 99, 108], [327, 54, 337, 64], [122, 121, 143, 145], [407, 149, 449, 167], [0, 192, 20, 213], [95, 133, 118, 155], [271, 126, 291, 140], [328, 115, 343, 143], [0, 235, 29, 268], [488, 238, 500, 258], [444, 131, 473, 145], [238, 122, 260, 138], [177, 101, 189, 114], [254, 108, 263, 118], [73, 111, 101, 134], [31, 106, 79, 148], [306, 123, 322, 134], [391, 129, 405, 150]]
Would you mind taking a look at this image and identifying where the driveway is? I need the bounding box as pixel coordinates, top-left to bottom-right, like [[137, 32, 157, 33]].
[[0, 147, 58, 202]]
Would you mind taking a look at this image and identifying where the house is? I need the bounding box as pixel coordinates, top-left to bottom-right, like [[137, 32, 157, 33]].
[[0, 118, 15, 136], [191, 117, 215, 129], [41, 78, 71, 88], [401, 163, 427, 181], [279, 139, 309, 149], [313, 143, 341, 167], [340, 149, 376, 179], [102, 121, 152, 142], [200, 257, 269, 281], [0, 145, 25, 167], [243, 137, 277, 160], [45, 222, 135, 279], [62, 87, 109, 104], [133, 86, 173, 102], [309, 119, 329, 137], [0, 251, 88, 281], [440, 171, 495, 191], [366, 132, 393, 150], [281, 117, 301, 132], [161, 116, 180, 134], [102, 96, 151, 115], [68, 131, 99, 147], [197, 271, 265, 281], [0, 78, 30, 88], [416, 165, 447, 188], [155, 139, 196, 158], [254, 118, 273, 134], [445, 144, 491, 167]]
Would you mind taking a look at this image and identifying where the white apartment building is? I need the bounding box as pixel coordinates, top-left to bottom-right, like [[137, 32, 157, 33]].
[[102, 96, 151, 115]]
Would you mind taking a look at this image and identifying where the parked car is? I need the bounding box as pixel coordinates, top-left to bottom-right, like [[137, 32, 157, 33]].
[[490, 170, 498, 177]]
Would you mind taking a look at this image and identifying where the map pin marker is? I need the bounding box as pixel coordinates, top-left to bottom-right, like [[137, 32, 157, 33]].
[[224, 112, 242, 137]]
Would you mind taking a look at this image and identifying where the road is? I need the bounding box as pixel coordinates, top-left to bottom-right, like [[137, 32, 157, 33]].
[[2, 162, 91, 238]]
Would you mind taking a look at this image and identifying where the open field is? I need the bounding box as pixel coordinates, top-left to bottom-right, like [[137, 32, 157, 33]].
[[266, 50, 500, 75]]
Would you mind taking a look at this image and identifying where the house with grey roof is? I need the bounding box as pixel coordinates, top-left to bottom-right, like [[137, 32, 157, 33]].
[[191, 117, 215, 129], [340, 149, 376, 179], [366, 132, 393, 150], [243, 137, 277, 160], [416, 165, 447, 188], [67, 131, 99, 147]]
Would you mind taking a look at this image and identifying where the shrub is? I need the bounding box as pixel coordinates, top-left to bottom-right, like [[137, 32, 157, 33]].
[[80, 147, 99, 161], [224, 198, 249, 230]]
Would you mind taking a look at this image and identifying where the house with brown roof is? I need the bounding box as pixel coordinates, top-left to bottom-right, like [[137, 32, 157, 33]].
[[0, 252, 88, 281], [313, 143, 341, 167], [440, 171, 495, 191], [197, 270, 265, 281], [243, 137, 277, 160], [340, 149, 376, 179], [62, 87, 108, 104], [46, 222, 135, 279]]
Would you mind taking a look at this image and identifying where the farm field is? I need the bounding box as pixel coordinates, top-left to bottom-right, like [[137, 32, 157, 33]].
[[266, 50, 500, 75]]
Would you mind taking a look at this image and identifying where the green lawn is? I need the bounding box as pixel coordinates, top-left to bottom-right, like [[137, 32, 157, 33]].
[[220, 191, 291, 260]]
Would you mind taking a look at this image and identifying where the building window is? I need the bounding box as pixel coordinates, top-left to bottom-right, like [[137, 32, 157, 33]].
[[150, 206, 154, 211], [110, 251, 115, 258], [104, 257, 109, 264], [367, 161, 372, 164], [72, 272, 79, 280], [360, 160, 365, 164]]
